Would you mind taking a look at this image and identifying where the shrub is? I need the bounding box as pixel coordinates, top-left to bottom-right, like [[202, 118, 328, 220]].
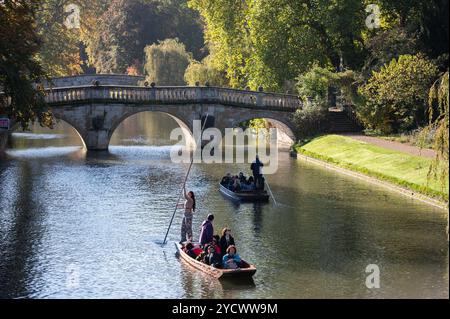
[[293, 105, 329, 139], [357, 54, 439, 134], [297, 65, 361, 107], [296, 65, 335, 106]]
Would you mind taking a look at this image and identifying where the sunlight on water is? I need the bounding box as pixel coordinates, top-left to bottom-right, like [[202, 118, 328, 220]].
[[6, 146, 83, 158], [11, 133, 67, 140]]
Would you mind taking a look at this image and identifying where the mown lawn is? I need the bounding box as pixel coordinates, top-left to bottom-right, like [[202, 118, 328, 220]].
[[295, 135, 449, 201]]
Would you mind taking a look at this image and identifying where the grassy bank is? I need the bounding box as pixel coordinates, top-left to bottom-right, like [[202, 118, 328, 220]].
[[295, 135, 449, 202]]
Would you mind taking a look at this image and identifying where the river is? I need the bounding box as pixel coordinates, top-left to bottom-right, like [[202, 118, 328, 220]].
[[0, 113, 448, 299]]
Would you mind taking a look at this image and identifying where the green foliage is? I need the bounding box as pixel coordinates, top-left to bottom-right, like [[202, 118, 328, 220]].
[[363, 27, 419, 75], [297, 65, 361, 107], [376, 0, 449, 59], [144, 39, 192, 86], [189, 0, 367, 92], [184, 56, 229, 87], [0, 0, 53, 129], [239, 118, 270, 132], [358, 54, 439, 134], [421, 71, 449, 192], [292, 106, 329, 139], [296, 65, 335, 106]]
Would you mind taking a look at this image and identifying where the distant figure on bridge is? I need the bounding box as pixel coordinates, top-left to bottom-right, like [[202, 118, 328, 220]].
[[199, 214, 215, 246], [179, 187, 196, 243], [250, 155, 264, 190]]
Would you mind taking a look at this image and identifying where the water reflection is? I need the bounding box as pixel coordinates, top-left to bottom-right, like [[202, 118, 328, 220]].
[[0, 161, 47, 298]]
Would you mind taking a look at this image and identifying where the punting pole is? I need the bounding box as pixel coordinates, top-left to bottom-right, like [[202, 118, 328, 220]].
[[162, 114, 209, 245], [265, 179, 278, 206]]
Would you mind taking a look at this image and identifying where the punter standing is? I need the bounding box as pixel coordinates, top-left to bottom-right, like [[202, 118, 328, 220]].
[[250, 155, 264, 190], [180, 187, 196, 243]]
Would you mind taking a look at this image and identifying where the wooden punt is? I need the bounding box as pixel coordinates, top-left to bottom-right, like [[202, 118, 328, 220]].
[[219, 183, 270, 202], [175, 243, 257, 279]]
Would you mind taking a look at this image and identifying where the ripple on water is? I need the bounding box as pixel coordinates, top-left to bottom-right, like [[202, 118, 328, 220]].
[[6, 147, 82, 159]]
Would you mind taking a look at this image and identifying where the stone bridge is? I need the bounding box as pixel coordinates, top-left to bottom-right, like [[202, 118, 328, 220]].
[[2, 75, 302, 151]]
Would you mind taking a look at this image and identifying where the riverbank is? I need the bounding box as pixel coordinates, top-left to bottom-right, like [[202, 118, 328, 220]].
[[295, 135, 449, 205]]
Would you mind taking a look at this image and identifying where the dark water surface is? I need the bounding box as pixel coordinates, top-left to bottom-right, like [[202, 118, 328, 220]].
[[0, 113, 448, 298]]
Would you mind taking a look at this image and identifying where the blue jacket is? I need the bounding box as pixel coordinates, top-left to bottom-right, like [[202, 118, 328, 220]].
[[199, 220, 214, 246], [222, 254, 241, 268]]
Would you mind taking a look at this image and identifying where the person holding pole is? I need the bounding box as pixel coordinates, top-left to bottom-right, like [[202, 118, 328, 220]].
[[162, 114, 209, 246], [250, 155, 264, 190], [179, 187, 196, 243]]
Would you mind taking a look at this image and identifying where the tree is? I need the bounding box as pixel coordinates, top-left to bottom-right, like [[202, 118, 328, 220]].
[[0, 0, 53, 129], [297, 65, 336, 106], [363, 27, 419, 75], [358, 54, 438, 133], [35, 0, 84, 76], [376, 0, 449, 59], [184, 56, 228, 87], [84, 0, 143, 74], [83, 0, 205, 74], [189, 0, 367, 92], [188, 0, 252, 89], [423, 71, 449, 191], [144, 39, 192, 86]]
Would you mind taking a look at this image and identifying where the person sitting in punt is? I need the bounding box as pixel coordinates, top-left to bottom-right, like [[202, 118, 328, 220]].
[[231, 176, 241, 192], [222, 245, 242, 269], [183, 242, 203, 259], [247, 177, 256, 190], [203, 244, 222, 268], [238, 172, 247, 184], [221, 173, 232, 186], [212, 235, 222, 255], [219, 228, 235, 257], [241, 176, 256, 191]]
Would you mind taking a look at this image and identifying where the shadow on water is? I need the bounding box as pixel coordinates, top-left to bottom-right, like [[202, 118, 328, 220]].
[[0, 161, 46, 298], [177, 256, 256, 299], [219, 277, 256, 290]]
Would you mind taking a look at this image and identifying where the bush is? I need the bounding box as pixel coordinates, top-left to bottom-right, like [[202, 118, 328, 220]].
[[297, 65, 361, 107], [296, 65, 335, 106], [144, 39, 191, 86], [184, 56, 229, 87], [293, 105, 329, 139], [358, 54, 439, 134]]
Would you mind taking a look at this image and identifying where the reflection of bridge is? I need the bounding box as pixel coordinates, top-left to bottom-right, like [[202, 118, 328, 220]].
[[2, 75, 302, 151]]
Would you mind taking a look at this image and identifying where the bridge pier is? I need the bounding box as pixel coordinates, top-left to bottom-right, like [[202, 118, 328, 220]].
[[84, 130, 111, 151]]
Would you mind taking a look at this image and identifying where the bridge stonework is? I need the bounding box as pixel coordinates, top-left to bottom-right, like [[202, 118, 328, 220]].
[[1, 75, 302, 151]]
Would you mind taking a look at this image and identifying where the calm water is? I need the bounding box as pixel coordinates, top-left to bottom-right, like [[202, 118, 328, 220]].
[[0, 113, 448, 299]]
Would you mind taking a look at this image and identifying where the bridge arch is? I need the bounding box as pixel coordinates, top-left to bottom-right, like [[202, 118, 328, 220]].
[[108, 108, 196, 150], [230, 116, 297, 149], [10, 116, 88, 150]]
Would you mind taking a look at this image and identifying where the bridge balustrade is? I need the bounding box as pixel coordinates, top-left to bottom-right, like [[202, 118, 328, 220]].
[[2, 86, 303, 110]]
